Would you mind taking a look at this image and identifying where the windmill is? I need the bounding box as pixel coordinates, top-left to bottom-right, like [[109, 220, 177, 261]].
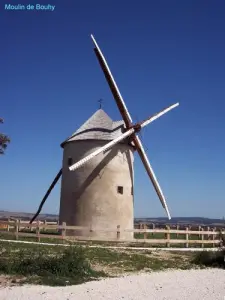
[[30, 35, 179, 240]]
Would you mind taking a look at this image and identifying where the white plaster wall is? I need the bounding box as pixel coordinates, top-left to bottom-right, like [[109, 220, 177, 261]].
[[59, 140, 134, 240]]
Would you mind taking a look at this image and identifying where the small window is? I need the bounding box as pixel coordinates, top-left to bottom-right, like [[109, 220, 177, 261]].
[[68, 157, 73, 166], [117, 186, 123, 194]]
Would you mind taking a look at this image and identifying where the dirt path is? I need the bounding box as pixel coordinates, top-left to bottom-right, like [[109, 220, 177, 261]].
[[0, 269, 224, 300]]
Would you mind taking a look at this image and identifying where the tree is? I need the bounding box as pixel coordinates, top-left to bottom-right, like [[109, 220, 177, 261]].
[[0, 118, 10, 154]]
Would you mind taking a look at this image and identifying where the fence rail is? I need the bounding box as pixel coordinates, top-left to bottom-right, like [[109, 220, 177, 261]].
[[0, 219, 224, 248]]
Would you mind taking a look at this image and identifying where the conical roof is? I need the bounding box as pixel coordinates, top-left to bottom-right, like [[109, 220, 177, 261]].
[[61, 109, 126, 147]]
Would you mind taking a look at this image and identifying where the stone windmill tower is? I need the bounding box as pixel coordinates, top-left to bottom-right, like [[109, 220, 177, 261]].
[[30, 35, 179, 240], [59, 108, 135, 239]]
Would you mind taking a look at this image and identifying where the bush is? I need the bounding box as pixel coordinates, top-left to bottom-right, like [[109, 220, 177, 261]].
[[193, 250, 224, 268], [0, 245, 105, 286], [192, 231, 225, 268]]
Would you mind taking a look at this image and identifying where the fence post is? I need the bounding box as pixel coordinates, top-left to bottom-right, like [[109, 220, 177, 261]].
[[201, 227, 204, 248], [43, 220, 47, 232], [15, 219, 19, 240], [18, 219, 21, 232], [185, 227, 189, 248], [143, 224, 147, 240], [139, 223, 142, 235], [152, 223, 155, 236], [117, 225, 120, 240], [7, 218, 10, 232], [166, 225, 170, 248], [176, 224, 179, 238], [198, 226, 201, 239], [62, 222, 66, 243], [207, 226, 210, 239], [212, 227, 216, 247], [36, 221, 40, 242]]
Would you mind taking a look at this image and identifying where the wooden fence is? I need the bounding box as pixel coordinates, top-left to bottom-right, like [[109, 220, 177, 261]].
[[0, 219, 224, 248]]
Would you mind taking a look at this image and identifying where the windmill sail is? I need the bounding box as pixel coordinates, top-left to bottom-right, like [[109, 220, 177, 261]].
[[30, 34, 178, 224], [133, 135, 171, 219], [91, 34, 177, 219], [30, 169, 62, 224], [91, 34, 132, 128]]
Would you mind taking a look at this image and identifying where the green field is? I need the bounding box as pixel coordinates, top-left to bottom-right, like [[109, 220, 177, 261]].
[[0, 227, 219, 249], [0, 239, 198, 286]]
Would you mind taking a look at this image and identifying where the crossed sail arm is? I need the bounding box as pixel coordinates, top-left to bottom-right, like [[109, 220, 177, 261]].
[[89, 34, 179, 219], [29, 34, 178, 224], [69, 103, 178, 173]]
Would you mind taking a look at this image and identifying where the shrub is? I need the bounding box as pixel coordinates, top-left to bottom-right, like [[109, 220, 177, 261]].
[[192, 230, 225, 268], [193, 250, 224, 268]]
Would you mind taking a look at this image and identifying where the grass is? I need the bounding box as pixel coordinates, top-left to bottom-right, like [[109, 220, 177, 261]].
[[88, 247, 195, 271], [0, 239, 199, 286], [0, 241, 106, 286], [134, 232, 205, 240], [0, 229, 220, 249], [0, 228, 223, 287], [0, 230, 64, 244]]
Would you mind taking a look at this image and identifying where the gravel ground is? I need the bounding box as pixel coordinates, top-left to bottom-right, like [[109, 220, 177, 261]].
[[0, 269, 224, 300]]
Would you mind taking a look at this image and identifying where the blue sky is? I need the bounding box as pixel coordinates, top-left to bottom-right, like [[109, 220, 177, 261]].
[[0, 0, 225, 218]]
